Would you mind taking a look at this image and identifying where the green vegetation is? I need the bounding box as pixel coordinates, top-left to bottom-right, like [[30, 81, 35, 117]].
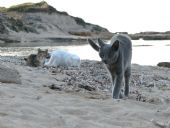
[[91, 25, 108, 32], [0, 1, 69, 15], [7, 1, 55, 13], [0, 1, 57, 13], [0, 7, 7, 12], [74, 17, 86, 27]]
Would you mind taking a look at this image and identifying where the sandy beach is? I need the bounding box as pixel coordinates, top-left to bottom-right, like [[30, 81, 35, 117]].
[[0, 1, 170, 127], [0, 56, 170, 128]]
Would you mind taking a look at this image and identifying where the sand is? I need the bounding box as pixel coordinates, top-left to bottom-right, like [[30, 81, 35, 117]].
[[0, 56, 170, 128]]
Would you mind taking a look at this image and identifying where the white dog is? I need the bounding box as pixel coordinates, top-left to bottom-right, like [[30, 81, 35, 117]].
[[44, 50, 81, 67]]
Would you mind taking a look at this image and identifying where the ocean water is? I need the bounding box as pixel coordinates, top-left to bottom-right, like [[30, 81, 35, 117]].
[[0, 40, 170, 66]]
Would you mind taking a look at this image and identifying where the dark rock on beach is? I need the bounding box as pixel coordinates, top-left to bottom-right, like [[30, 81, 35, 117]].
[[157, 62, 170, 68], [129, 31, 170, 40], [0, 64, 21, 84], [114, 31, 170, 40]]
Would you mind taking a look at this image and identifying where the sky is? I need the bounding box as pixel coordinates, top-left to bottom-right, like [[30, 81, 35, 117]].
[[0, 0, 170, 33]]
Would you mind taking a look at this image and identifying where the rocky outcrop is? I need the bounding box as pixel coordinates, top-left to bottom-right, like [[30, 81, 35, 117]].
[[0, 1, 111, 43], [113, 31, 170, 40], [0, 13, 37, 34], [0, 64, 21, 84], [157, 62, 170, 68], [128, 31, 170, 40]]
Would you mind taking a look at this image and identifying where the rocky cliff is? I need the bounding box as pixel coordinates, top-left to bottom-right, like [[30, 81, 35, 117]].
[[0, 1, 112, 43]]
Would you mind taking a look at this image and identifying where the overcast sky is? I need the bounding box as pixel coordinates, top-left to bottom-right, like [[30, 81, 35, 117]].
[[0, 0, 170, 33]]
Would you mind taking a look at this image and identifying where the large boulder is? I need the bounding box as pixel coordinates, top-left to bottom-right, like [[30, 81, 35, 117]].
[[157, 62, 170, 68], [0, 64, 21, 84]]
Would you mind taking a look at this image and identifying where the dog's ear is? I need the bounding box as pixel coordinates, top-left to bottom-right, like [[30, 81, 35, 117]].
[[112, 40, 119, 51], [88, 39, 100, 51], [97, 38, 105, 47]]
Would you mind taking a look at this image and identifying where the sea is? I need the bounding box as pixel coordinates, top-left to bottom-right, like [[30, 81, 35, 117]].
[[0, 39, 170, 66]]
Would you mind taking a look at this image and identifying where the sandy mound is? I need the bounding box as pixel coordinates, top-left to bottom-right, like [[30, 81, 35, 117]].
[[0, 56, 170, 128]]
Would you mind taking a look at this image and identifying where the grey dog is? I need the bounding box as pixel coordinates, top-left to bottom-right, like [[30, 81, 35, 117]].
[[88, 34, 132, 99]]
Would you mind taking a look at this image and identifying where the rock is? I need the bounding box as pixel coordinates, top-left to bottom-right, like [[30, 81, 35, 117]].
[[48, 84, 62, 91], [0, 64, 21, 84], [129, 31, 170, 40], [78, 84, 96, 91], [157, 62, 170, 68], [151, 119, 170, 128], [0, 1, 111, 44]]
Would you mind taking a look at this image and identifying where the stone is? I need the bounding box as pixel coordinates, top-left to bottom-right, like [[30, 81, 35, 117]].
[[0, 64, 21, 84], [157, 62, 170, 68]]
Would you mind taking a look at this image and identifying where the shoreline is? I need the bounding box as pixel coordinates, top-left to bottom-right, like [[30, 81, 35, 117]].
[[2, 32, 170, 46]]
